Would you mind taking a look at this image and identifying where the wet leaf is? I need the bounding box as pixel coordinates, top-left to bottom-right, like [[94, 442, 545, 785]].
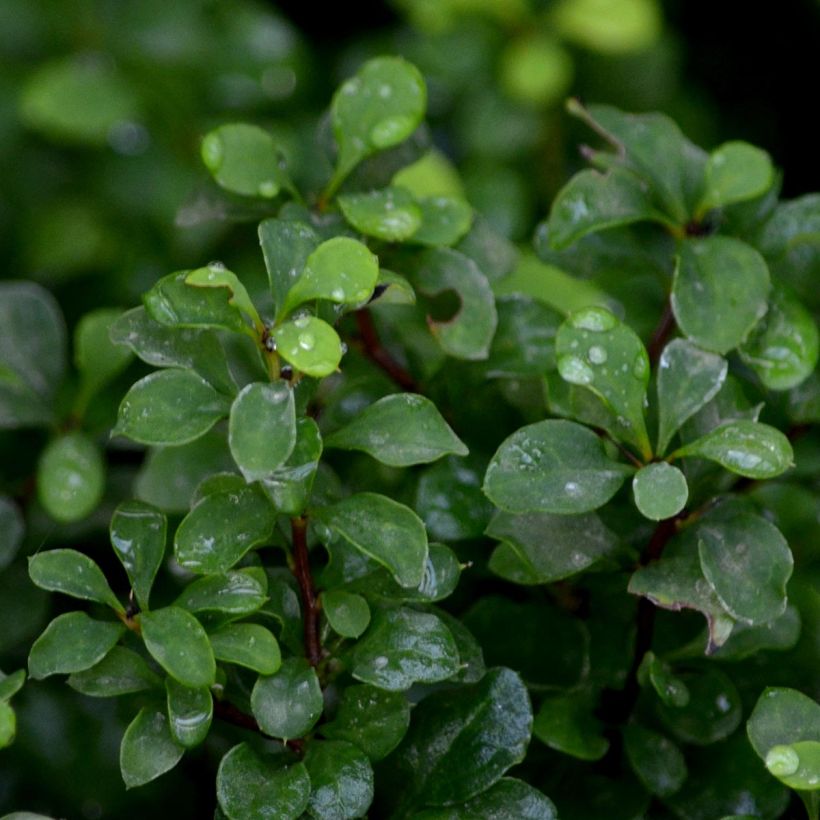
[[28, 549, 121, 612], [120, 706, 183, 789], [165, 678, 212, 748], [304, 740, 375, 819], [185, 264, 262, 331], [208, 624, 281, 675], [338, 187, 422, 242], [176, 571, 268, 616], [698, 141, 774, 214], [322, 590, 371, 638], [140, 606, 215, 688], [413, 778, 557, 819], [272, 315, 344, 378], [410, 196, 473, 247], [632, 462, 688, 521], [251, 657, 323, 739], [68, 646, 161, 697]]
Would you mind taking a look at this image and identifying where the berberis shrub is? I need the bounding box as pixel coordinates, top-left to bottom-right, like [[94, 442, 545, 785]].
[[2, 53, 820, 820]]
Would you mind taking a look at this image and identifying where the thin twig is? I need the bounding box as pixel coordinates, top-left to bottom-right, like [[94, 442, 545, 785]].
[[291, 516, 322, 667], [355, 309, 418, 392], [647, 300, 676, 366]]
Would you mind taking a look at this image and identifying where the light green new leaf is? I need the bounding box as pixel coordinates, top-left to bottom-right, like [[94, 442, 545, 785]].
[[533, 691, 609, 761], [176, 570, 268, 616], [325, 393, 467, 466], [304, 740, 375, 819], [208, 624, 281, 675], [672, 236, 771, 354], [556, 306, 651, 456], [185, 263, 262, 332], [37, 433, 105, 523], [113, 369, 231, 446], [166, 678, 212, 748], [410, 196, 473, 247], [314, 493, 428, 588], [272, 316, 343, 378], [624, 724, 687, 797], [229, 382, 296, 481], [251, 657, 323, 739], [338, 187, 422, 242], [29, 612, 123, 679], [174, 484, 276, 574], [765, 742, 820, 791], [322, 590, 371, 639], [217, 743, 311, 820], [74, 308, 133, 399], [632, 462, 688, 521], [140, 607, 215, 688], [120, 706, 184, 789], [656, 339, 728, 455], [698, 141, 774, 214], [672, 420, 793, 478], [68, 646, 161, 697], [29, 549, 121, 612], [483, 419, 633, 515]]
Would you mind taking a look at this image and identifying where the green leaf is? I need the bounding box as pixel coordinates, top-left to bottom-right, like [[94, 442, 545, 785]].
[[165, 678, 212, 748], [74, 308, 133, 399], [68, 646, 161, 697], [483, 419, 633, 515], [672, 419, 794, 478], [110, 501, 167, 612], [371, 269, 416, 305], [323, 685, 410, 762], [314, 493, 428, 588], [697, 513, 792, 625], [656, 339, 728, 455], [174, 484, 276, 574], [322, 590, 371, 639], [554, 0, 660, 53], [413, 778, 558, 819], [272, 316, 344, 378], [383, 668, 532, 808], [711, 603, 801, 660], [304, 740, 375, 819], [639, 652, 690, 708], [185, 263, 263, 332], [28, 612, 123, 680], [176, 570, 268, 616], [201, 123, 289, 199], [410, 196, 474, 247], [140, 607, 215, 688], [624, 724, 687, 797], [347, 607, 459, 691], [120, 706, 184, 789], [555, 306, 651, 456], [414, 248, 497, 360], [325, 393, 467, 466], [533, 691, 609, 761], [208, 624, 281, 674], [698, 141, 774, 214], [114, 369, 231, 446], [0, 496, 24, 571], [229, 383, 296, 481], [765, 741, 820, 791], [331, 56, 427, 184], [251, 657, 323, 739], [36, 433, 105, 523], [0, 701, 15, 749], [0, 669, 26, 702], [217, 743, 311, 820], [338, 187, 422, 242], [632, 462, 688, 521], [28, 549, 121, 612], [672, 237, 771, 354], [739, 287, 819, 391], [487, 509, 617, 584]]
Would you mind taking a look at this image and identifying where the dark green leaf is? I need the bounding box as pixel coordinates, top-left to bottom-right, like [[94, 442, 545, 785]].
[[140, 607, 215, 688], [176, 571, 268, 616], [185, 264, 262, 331], [410, 196, 473, 247], [208, 624, 281, 674], [639, 653, 690, 708], [28, 549, 121, 612], [413, 778, 558, 819], [166, 678, 212, 748], [698, 141, 774, 214], [304, 740, 374, 819], [0, 669, 26, 702], [120, 706, 184, 789], [251, 657, 323, 739], [259, 219, 322, 316], [272, 315, 344, 378], [632, 462, 688, 521], [322, 590, 370, 638], [533, 692, 609, 761], [68, 646, 161, 697], [338, 187, 422, 242], [623, 724, 687, 797]]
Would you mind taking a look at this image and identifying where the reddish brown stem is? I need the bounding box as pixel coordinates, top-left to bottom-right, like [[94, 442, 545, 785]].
[[291, 516, 322, 667], [647, 300, 676, 366], [355, 309, 417, 392]]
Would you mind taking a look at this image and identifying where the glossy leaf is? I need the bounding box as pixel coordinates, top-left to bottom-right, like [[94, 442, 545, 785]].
[[347, 607, 459, 691], [673, 420, 793, 478], [338, 187, 422, 242], [68, 646, 161, 697], [185, 264, 262, 331], [303, 740, 375, 819], [120, 706, 184, 789], [325, 393, 467, 466], [533, 692, 609, 761], [140, 607, 215, 688], [110, 501, 166, 611], [624, 724, 687, 797], [259, 218, 322, 316], [0, 497, 24, 571], [74, 308, 133, 398], [217, 743, 310, 820], [174, 484, 276, 573], [166, 678, 212, 748], [632, 462, 688, 521], [487, 509, 618, 583], [639, 653, 690, 708], [272, 315, 344, 378], [28, 549, 121, 612], [672, 237, 770, 354], [413, 778, 557, 819], [176, 571, 268, 616], [483, 419, 633, 515], [208, 624, 281, 675], [765, 741, 820, 791], [28, 612, 123, 679], [113, 369, 231, 446], [410, 196, 473, 247], [251, 657, 323, 739], [322, 590, 371, 639], [698, 141, 774, 214], [37, 433, 105, 523], [656, 339, 728, 455]]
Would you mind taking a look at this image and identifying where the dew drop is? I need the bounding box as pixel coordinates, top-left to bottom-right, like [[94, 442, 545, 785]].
[[632, 353, 649, 379], [207, 260, 226, 273], [331, 287, 345, 300], [257, 180, 279, 198], [298, 333, 315, 351], [293, 316, 310, 329], [201, 133, 223, 171], [369, 115, 413, 148], [564, 481, 581, 497], [558, 354, 594, 386], [766, 745, 800, 777], [570, 307, 617, 332], [588, 345, 608, 364]]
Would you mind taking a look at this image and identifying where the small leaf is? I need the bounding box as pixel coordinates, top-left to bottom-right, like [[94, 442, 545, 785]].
[[338, 187, 422, 242], [201, 123, 289, 199], [656, 339, 728, 455], [272, 316, 343, 378], [37, 433, 105, 523], [322, 590, 371, 639], [639, 652, 690, 708], [304, 740, 375, 820], [0, 701, 15, 749], [120, 706, 184, 789], [208, 624, 281, 675], [217, 743, 311, 820], [229, 382, 296, 481], [632, 462, 688, 521], [140, 607, 216, 688], [410, 196, 474, 247], [624, 724, 687, 797], [166, 678, 212, 748], [698, 141, 774, 214], [68, 646, 161, 697], [314, 493, 428, 588], [176, 571, 268, 616], [74, 308, 133, 399], [28, 549, 121, 612], [0, 496, 24, 571], [672, 420, 793, 478], [113, 369, 231, 446], [174, 484, 276, 574], [323, 685, 410, 762], [765, 741, 820, 791], [251, 657, 323, 739], [483, 419, 633, 515], [28, 612, 123, 680], [672, 237, 770, 355], [347, 607, 459, 691], [325, 393, 467, 466], [0, 669, 26, 702], [533, 691, 609, 761], [185, 263, 262, 331]]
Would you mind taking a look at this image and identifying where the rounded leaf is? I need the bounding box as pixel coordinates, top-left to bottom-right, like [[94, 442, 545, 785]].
[[28, 549, 121, 612], [166, 678, 212, 748], [632, 462, 688, 521], [699, 141, 774, 213], [208, 624, 281, 675], [251, 658, 323, 740], [304, 740, 375, 820], [140, 607, 216, 688], [37, 433, 105, 523], [338, 187, 422, 242], [272, 316, 343, 378], [120, 706, 183, 789], [322, 590, 371, 639]]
